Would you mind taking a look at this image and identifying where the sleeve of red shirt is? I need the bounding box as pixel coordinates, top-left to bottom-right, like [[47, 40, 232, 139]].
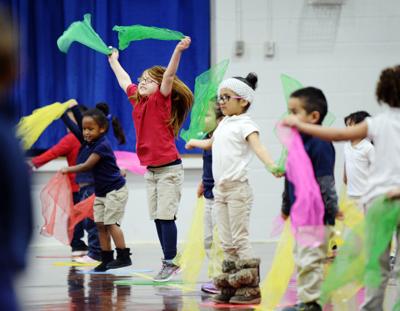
[[31, 133, 75, 168], [126, 84, 138, 106]]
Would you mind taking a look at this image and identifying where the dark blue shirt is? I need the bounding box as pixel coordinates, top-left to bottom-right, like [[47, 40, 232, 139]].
[[283, 134, 338, 225], [302, 134, 336, 178], [87, 136, 125, 197], [62, 107, 94, 185], [202, 149, 214, 199], [75, 145, 96, 185], [62, 107, 125, 197]]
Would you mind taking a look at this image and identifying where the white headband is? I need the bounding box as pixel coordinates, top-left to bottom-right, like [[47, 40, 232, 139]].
[[218, 78, 255, 103]]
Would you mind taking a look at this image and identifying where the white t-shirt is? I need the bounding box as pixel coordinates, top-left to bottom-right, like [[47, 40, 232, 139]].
[[363, 107, 400, 204], [344, 139, 375, 197], [212, 114, 259, 185]]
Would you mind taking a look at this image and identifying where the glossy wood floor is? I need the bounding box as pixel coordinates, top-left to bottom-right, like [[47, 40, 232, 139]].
[[16, 244, 398, 310]]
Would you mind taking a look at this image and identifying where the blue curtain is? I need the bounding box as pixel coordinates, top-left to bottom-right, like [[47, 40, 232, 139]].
[[1, 0, 209, 153]]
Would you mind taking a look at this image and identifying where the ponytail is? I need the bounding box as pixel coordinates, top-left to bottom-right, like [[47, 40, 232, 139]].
[[95, 102, 126, 145], [111, 116, 126, 145]]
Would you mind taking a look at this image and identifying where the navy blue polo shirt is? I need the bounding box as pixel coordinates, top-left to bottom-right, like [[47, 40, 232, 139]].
[[202, 149, 214, 199], [88, 136, 125, 197], [75, 145, 94, 185], [61, 109, 94, 185], [302, 134, 336, 178]]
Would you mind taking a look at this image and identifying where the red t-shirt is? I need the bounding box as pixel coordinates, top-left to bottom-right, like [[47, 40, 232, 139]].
[[126, 84, 180, 166], [32, 132, 80, 192]]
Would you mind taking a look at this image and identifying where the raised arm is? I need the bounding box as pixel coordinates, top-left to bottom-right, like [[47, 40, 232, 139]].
[[62, 102, 84, 143], [283, 115, 368, 142], [70, 104, 83, 132], [62, 99, 83, 133], [160, 37, 191, 97], [108, 48, 133, 93], [61, 114, 83, 143]]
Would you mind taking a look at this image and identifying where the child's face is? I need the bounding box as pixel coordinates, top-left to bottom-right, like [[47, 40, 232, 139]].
[[288, 97, 320, 124], [137, 70, 159, 96], [218, 88, 248, 116], [82, 116, 105, 142]]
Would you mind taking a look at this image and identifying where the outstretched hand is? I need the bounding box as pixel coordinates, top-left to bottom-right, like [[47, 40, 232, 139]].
[[336, 210, 345, 221], [68, 99, 78, 108], [108, 47, 119, 62], [266, 164, 285, 177], [197, 182, 204, 198], [185, 140, 195, 150], [282, 115, 301, 128], [60, 167, 69, 175], [176, 36, 191, 52]]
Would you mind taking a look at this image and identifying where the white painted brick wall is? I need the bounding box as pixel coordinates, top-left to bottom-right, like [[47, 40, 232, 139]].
[[31, 0, 400, 245], [212, 0, 400, 240]]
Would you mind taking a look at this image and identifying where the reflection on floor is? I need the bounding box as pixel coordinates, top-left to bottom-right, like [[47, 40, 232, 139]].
[[17, 243, 398, 310]]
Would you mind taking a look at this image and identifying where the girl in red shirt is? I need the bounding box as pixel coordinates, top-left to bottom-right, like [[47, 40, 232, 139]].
[[108, 37, 193, 281]]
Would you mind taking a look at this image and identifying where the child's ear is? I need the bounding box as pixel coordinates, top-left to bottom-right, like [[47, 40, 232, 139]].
[[309, 111, 321, 124], [240, 99, 250, 109], [99, 127, 106, 134]]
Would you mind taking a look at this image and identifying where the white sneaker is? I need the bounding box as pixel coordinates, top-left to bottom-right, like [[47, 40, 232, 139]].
[[71, 250, 88, 257], [153, 260, 180, 282], [74, 255, 99, 264]]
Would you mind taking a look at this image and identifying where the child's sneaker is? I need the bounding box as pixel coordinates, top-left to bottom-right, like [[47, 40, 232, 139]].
[[153, 260, 180, 282], [71, 246, 88, 257], [74, 255, 100, 264], [282, 301, 322, 311], [94, 250, 114, 272], [201, 281, 220, 294], [107, 248, 132, 270]]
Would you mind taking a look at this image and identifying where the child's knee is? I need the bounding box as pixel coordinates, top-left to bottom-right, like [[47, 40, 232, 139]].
[[96, 222, 106, 231]]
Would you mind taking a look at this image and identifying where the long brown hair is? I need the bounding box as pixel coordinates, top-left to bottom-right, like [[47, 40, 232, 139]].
[[132, 66, 193, 136]]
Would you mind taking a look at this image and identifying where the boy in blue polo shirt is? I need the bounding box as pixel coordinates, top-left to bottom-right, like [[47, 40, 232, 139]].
[[282, 87, 338, 311]]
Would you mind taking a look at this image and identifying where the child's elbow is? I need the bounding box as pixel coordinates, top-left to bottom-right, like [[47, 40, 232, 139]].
[[163, 72, 175, 81], [334, 132, 348, 142]]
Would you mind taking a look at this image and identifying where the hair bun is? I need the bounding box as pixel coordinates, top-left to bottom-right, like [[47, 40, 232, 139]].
[[245, 72, 258, 90], [96, 102, 110, 115]]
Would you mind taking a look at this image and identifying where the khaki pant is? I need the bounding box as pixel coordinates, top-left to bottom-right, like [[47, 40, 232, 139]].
[[93, 185, 128, 225], [214, 180, 253, 261], [204, 198, 216, 258], [144, 164, 183, 220], [295, 227, 332, 303]]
